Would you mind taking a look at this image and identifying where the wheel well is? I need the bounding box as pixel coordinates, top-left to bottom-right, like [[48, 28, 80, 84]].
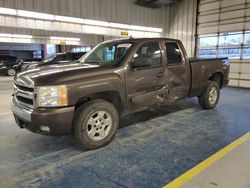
[[75, 91, 123, 113], [209, 72, 223, 88]]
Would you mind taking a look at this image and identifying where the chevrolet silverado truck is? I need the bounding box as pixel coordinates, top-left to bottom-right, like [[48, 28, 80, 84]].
[[11, 38, 230, 149]]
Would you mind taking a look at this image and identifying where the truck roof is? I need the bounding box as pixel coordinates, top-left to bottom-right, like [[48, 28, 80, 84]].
[[103, 37, 181, 44]]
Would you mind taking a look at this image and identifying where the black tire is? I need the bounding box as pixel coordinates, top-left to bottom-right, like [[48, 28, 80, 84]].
[[73, 99, 119, 150], [198, 81, 220, 109], [7, 68, 16, 76]]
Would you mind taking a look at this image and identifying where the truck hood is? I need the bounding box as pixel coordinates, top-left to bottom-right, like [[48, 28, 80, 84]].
[[15, 63, 102, 86]]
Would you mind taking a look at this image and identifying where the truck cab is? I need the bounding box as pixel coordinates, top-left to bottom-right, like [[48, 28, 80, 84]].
[[126, 39, 192, 109]]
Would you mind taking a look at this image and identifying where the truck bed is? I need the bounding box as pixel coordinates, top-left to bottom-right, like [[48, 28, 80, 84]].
[[188, 57, 229, 98]]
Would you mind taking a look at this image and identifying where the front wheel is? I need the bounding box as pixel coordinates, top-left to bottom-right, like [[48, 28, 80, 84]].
[[73, 99, 119, 150], [198, 81, 220, 109]]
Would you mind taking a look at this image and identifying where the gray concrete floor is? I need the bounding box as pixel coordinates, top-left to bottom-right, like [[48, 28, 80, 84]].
[[0, 78, 250, 188], [182, 138, 250, 188]]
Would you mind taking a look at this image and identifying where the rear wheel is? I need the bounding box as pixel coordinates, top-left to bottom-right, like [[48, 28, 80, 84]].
[[7, 68, 16, 76], [73, 99, 119, 150], [198, 81, 220, 109]]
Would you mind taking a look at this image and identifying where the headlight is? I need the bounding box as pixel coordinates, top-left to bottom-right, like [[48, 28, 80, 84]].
[[37, 85, 68, 107]]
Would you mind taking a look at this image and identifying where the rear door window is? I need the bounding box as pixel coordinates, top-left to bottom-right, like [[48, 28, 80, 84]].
[[165, 42, 183, 65]]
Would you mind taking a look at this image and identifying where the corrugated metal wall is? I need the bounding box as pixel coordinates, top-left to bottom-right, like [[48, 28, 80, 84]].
[[0, 0, 166, 28], [0, 0, 167, 46], [166, 0, 197, 57], [197, 0, 250, 88]]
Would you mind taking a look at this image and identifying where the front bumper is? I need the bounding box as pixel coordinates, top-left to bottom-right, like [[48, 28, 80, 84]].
[[11, 96, 75, 135]]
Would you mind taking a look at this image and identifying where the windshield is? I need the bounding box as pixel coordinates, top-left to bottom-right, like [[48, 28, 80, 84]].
[[43, 54, 57, 63], [80, 42, 133, 66]]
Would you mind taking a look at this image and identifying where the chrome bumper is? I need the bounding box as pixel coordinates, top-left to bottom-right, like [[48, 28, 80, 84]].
[[11, 96, 32, 122]]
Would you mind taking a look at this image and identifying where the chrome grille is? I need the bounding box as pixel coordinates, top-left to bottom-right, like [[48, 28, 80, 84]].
[[14, 84, 34, 109]]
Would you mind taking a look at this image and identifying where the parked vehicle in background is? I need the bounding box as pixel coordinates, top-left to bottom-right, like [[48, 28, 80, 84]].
[[0, 55, 21, 76], [11, 38, 230, 150], [20, 58, 43, 72], [21, 52, 86, 71]]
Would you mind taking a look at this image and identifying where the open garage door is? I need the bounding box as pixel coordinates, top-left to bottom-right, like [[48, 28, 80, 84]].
[[196, 0, 250, 88]]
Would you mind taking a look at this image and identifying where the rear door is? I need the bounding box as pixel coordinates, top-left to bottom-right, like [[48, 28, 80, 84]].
[[164, 41, 191, 100], [125, 41, 166, 109]]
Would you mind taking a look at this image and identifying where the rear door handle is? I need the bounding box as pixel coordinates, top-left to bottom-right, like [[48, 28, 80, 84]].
[[156, 72, 164, 77]]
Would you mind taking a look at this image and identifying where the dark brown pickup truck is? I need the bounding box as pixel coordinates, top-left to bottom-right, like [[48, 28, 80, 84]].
[[11, 38, 230, 149]]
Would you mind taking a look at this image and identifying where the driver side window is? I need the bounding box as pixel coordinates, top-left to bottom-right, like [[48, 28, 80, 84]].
[[133, 42, 162, 68]]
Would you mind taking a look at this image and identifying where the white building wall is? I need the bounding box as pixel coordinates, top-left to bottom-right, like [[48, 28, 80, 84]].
[[166, 0, 197, 57]]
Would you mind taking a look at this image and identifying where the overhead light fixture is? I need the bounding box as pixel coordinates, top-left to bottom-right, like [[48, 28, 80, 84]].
[[130, 25, 163, 33], [83, 19, 109, 27], [50, 36, 81, 41], [0, 7, 17, 15], [0, 33, 33, 43], [0, 33, 33, 38], [17, 10, 54, 20], [55, 15, 84, 24], [148, 27, 163, 33], [0, 33, 15, 38], [109, 22, 130, 30], [108, 22, 162, 32], [12, 34, 33, 39]]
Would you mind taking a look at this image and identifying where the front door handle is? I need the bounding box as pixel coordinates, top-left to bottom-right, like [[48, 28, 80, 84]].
[[156, 72, 164, 77]]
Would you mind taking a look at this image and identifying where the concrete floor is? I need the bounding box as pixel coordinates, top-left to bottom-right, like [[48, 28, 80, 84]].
[[0, 78, 250, 188], [183, 138, 250, 188]]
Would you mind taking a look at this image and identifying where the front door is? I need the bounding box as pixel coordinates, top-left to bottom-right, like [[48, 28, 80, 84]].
[[125, 41, 166, 110]]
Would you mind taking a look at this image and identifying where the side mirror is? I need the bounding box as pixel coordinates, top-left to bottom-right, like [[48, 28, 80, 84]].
[[131, 56, 152, 69]]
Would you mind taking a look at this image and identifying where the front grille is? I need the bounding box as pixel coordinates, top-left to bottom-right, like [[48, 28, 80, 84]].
[[16, 84, 33, 92], [16, 96, 33, 106], [14, 84, 35, 109]]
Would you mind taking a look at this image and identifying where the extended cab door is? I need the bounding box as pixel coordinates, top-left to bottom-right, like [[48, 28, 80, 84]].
[[125, 41, 166, 110], [163, 40, 191, 100]]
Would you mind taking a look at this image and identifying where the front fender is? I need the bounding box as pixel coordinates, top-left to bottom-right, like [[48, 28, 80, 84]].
[[68, 73, 125, 106]]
